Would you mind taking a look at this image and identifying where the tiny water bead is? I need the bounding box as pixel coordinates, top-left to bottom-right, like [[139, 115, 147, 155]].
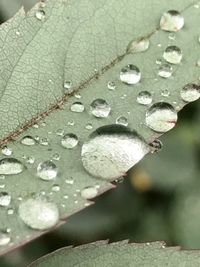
[[70, 102, 85, 113], [0, 158, 24, 175], [81, 186, 98, 199], [1, 146, 12, 156], [81, 125, 149, 180], [18, 197, 59, 230], [63, 81, 73, 94], [149, 139, 163, 153], [35, 10, 45, 20], [180, 83, 200, 102], [37, 160, 57, 180], [21, 135, 36, 146], [158, 63, 173, 78], [163, 46, 182, 64], [137, 91, 152, 105], [61, 133, 79, 149], [161, 89, 170, 97], [90, 99, 111, 118], [0, 192, 11, 207], [107, 81, 116, 90], [0, 232, 11, 246], [120, 64, 141, 85], [116, 116, 128, 126], [145, 102, 178, 132], [160, 10, 184, 32], [127, 38, 150, 54]]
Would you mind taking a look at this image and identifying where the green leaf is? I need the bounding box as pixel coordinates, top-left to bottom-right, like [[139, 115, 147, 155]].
[[28, 241, 200, 267], [0, 0, 199, 257]]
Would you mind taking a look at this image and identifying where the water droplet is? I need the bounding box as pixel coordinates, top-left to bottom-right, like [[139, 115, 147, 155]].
[[35, 10, 45, 20], [145, 102, 178, 132], [156, 58, 162, 65], [163, 46, 182, 64], [180, 83, 200, 102], [64, 81, 73, 94], [81, 186, 98, 199], [65, 178, 74, 185], [67, 119, 75, 126], [26, 156, 35, 164], [116, 116, 128, 126], [39, 137, 49, 146], [61, 133, 78, 149], [7, 208, 14, 215], [127, 38, 150, 53], [75, 93, 81, 99], [21, 136, 36, 146], [63, 194, 69, 199], [70, 102, 84, 113], [0, 192, 11, 207], [137, 91, 152, 105], [52, 184, 60, 192], [161, 89, 170, 97], [160, 10, 184, 32], [52, 153, 60, 161], [168, 33, 176, 40], [90, 99, 111, 118], [196, 59, 200, 67], [19, 196, 59, 230], [1, 146, 12, 156], [85, 123, 93, 130], [0, 158, 24, 175], [56, 129, 64, 136], [120, 64, 141, 85], [149, 139, 163, 153], [107, 81, 116, 90], [81, 125, 149, 180], [158, 63, 173, 78], [16, 30, 20, 36], [0, 231, 10, 246], [37, 161, 57, 180]]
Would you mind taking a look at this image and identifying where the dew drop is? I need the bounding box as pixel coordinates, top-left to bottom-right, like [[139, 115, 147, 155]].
[[1, 146, 12, 156], [127, 38, 150, 54], [70, 102, 84, 113], [56, 129, 64, 136], [145, 102, 178, 132], [18, 197, 59, 230], [81, 186, 98, 199], [52, 153, 60, 161], [81, 125, 149, 180], [7, 208, 14, 215], [67, 119, 75, 126], [0, 231, 11, 246], [180, 83, 200, 102], [85, 123, 93, 130], [37, 161, 57, 180], [158, 63, 173, 78], [116, 116, 128, 126], [26, 156, 35, 164], [65, 178, 74, 185], [39, 137, 49, 146], [90, 99, 111, 118], [163, 46, 182, 64], [0, 192, 11, 207], [107, 81, 116, 90], [160, 10, 184, 32], [120, 64, 141, 85], [64, 81, 73, 94], [161, 89, 170, 97], [35, 10, 45, 20], [137, 91, 152, 105], [168, 33, 176, 40], [61, 133, 78, 149], [21, 136, 36, 146], [0, 158, 24, 175]]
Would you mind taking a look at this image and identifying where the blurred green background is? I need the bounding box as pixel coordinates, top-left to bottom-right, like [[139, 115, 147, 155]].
[[0, 1, 200, 267]]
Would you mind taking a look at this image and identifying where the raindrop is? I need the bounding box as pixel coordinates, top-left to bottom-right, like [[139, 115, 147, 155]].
[[37, 160, 57, 180], [64, 81, 73, 94], [35, 10, 45, 20], [0, 158, 24, 175], [180, 83, 200, 102], [81, 186, 98, 199], [158, 63, 173, 78], [52, 184, 60, 192], [1, 146, 12, 156], [61, 133, 78, 149], [85, 123, 93, 130], [0, 192, 11, 207], [39, 137, 49, 146], [145, 102, 178, 132], [70, 102, 84, 113], [196, 59, 200, 67], [18, 196, 59, 230], [116, 116, 128, 126], [161, 89, 170, 97], [107, 81, 116, 90], [56, 129, 64, 136], [137, 91, 152, 105], [163, 46, 182, 64], [65, 178, 74, 185], [168, 33, 176, 40], [160, 10, 184, 32], [81, 125, 149, 180], [90, 99, 111, 118], [120, 64, 141, 85], [0, 232, 11, 246], [21, 136, 36, 146], [26, 157, 35, 164], [67, 119, 75, 126], [52, 153, 60, 161], [149, 139, 163, 153], [127, 38, 150, 54]]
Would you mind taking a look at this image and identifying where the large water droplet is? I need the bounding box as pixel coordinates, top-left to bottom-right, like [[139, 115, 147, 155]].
[[37, 161, 57, 180], [61, 133, 79, 149], [90, 99, 111, 118], [0, 231, 10, 246], [127, 38, 150, 54], [158, 63, 173, 78], [70, 102, 84, 113], [145, 102, 178, 132], [81, 186, 98, 199], [160, 10, 184, 32], [137, 91, 152, 105], [21, 136, 36, 146], [35, 10, 45, 20], [163, 46, 182, 64], [18, 196, 59, 230], [120, 64, 141, 85], [0, 192, 11, 207], [180, 83, 200, 102], [81, 125, 149, 180], [0, 158, 24, 175]]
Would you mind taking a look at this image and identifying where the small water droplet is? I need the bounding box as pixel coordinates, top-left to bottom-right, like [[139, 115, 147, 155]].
[[158, 63, 173, 78], [63, 194, 69, 199], [56, 129, 64, 136], [90, 99, 111, 118], [0, 192, 11, 207], [1, 146, 12, 156], [18, 196, 59, 230], [137, 91, 152, 105], [161, 89, 170, 97], [7, 208, 14, 215], [65, 178, 74, 185], [163, 45, 182, 64], [21, 136, 36, 146], [149, 139, 163, 153], [107, 81, 116, 90], [61, 133, 78, 149], [0, 158, 24, 175], [85, 123, 93, 130], [180, 83, 200, 102], [70, 102, 84, 113], [16, 30, 20, 36], [145, 102, 177, 132], [81, 186, 98, 199], [64, 81, 73, 94], [75, 93, 81, 99], [35, 10, 45, 20], [116, 116, 128, 126], [0, 231, 11, 246], [52, 184, 60, 192], [160, 10, 184, 32], [127, 38, 150, 54], [39, 137, 49, 146], [26, 156, 35, 164], [37, 161, 57, 180], [67, 119, 75, 126], [156, 58, 162, 65], [81, 125, 149, 180], [120, 64, 141, 85], [52, 153, 60, 161]]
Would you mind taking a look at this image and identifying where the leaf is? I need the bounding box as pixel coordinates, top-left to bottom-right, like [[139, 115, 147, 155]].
[[0, 0, 199, 257], [28, 241, 200, 267]]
